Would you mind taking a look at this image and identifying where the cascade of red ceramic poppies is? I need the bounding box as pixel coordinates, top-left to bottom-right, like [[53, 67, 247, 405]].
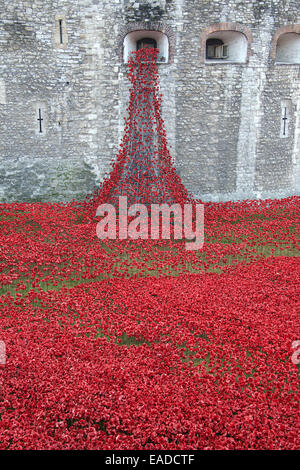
[[87, 47, 192, 214]]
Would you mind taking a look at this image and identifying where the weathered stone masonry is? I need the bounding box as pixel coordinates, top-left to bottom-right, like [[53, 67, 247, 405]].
[[0, 0, 299, 202]]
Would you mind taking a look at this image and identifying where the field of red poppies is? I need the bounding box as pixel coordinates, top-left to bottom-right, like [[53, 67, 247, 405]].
[[0, 196, 299, 450]]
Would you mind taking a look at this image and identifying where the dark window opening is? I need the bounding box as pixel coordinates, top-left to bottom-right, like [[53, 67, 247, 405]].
[[282, 107, 288, 136], [136, 38, 157, 51], [37, 108, 43, 133], [206, 38, 229, 59], [59, 19, 63, 44]]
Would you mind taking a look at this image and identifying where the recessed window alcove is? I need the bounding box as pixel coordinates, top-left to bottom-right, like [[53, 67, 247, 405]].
[[205, 30, 248, 63], [275, 33, 300, 64], [123, 30, 169, 63]]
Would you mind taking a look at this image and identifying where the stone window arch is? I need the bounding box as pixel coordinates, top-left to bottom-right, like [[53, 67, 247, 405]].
[[200, 23, 252, 64], [271, 26, 300, 64], [118, 23, 175, 64], [123, 30, 168, 63]]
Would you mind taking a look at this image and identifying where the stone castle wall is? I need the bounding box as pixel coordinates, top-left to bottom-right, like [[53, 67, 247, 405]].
[[0, 0, 299, 202]]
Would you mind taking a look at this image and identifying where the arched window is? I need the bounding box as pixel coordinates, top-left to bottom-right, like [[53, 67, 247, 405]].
[[205, 31, 248, 63], [275, 32, 300, 64], [123, 31, 169, 63], [137, 37, 157, 51]]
